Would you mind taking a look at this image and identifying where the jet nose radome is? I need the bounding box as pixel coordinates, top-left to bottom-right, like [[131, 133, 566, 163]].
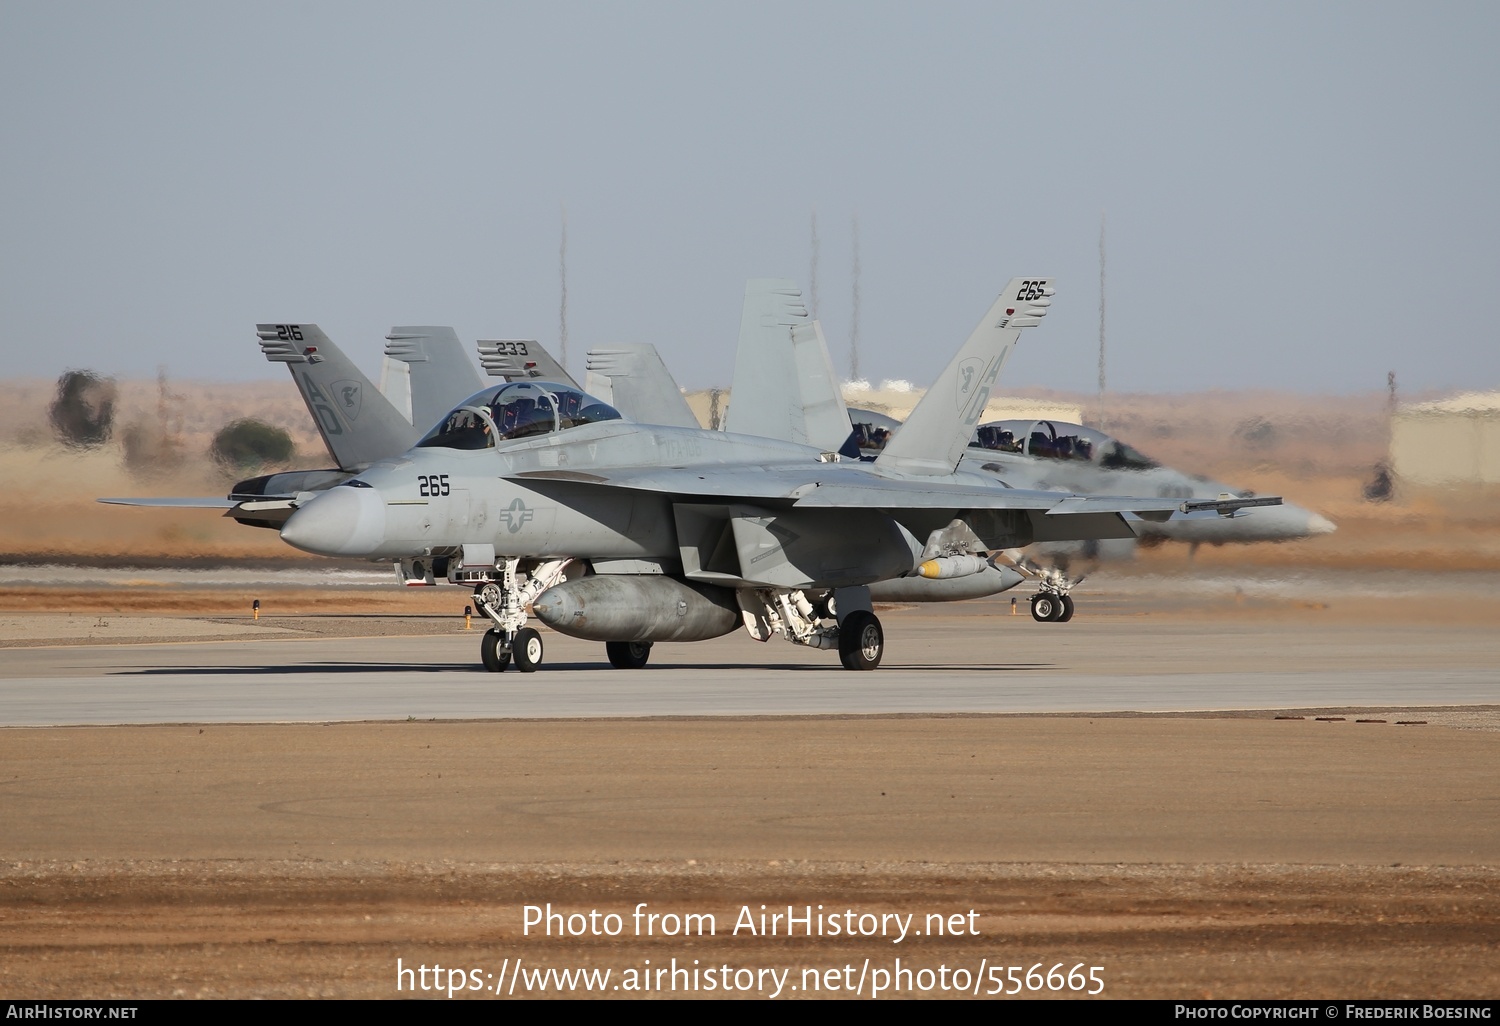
[[1273, 502, 1337, 540], [280, 485, 387, 557], [1307, 512, 1338, 535]]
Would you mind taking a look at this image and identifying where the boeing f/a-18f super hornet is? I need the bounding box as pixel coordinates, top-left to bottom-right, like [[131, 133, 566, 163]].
[[849, 411, 1336, 620], [241, 277, 1278, 673]]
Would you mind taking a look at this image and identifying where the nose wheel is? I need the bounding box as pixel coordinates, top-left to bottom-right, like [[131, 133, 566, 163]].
[[480, 629, 512, 672], [513, 627, 544, 672], [478, 627, 543, 672]]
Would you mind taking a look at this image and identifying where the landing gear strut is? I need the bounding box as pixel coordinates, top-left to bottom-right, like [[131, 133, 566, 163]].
[[736, 587, 884, 671], [469, 558, 570, 672]]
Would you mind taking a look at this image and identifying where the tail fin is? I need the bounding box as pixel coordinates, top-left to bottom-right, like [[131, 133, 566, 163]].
[[725, 278, 853, 453], [256, 323, 419, 471], [873, 278, 1053, 475], [584, 345, 698, 427], [384, 327, 485, 434], [477, 339, 579, 389]]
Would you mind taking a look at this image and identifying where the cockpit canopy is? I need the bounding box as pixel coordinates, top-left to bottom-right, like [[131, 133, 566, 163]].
[[848, 407, 902, 452], [970, 419, 1159, 471], [416, 382, 622, 450]]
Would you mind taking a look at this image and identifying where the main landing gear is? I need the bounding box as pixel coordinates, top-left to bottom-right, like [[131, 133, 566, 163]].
[[998, 552, 1081, 624], [837, 609, 884, 670], [1030, 592, 1075, 622], [605, 641, 653, 669], [737, 587, 885, 671], [470, 557, 569, 673]]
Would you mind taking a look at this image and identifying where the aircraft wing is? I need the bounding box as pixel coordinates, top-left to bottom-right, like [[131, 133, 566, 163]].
[[97, 497, 236, 508], [511, 464, 1278, 517], [99, 490, 322, 529]]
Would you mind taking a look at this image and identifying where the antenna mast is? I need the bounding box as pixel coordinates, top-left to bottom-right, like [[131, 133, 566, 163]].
[[559, 205, 569, 371], [1097, 212, 1107, 430], [809, 210, 820, 319], [849, 214, 861, 381]]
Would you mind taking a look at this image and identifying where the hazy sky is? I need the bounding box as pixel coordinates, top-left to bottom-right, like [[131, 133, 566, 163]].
[[2, 1, 1496, 396]]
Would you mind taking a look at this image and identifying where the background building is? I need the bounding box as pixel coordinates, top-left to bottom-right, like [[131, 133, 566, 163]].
[[1391, 392, 1500, 485]]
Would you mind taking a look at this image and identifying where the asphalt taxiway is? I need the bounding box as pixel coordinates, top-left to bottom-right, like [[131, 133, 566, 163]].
[[0, 587, 1496, 724]]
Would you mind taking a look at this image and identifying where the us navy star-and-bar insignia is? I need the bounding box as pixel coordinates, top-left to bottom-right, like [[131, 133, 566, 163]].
[[498, 498, 534, 533]]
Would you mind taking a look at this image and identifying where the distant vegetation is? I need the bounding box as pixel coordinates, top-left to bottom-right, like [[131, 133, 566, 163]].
[[210, 419, 295, 472], [49, 370, 117, 449], [121, 420, 182, 476]]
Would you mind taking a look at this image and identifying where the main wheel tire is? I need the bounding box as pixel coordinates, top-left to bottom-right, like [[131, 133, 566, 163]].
[[1057, 594, 1076, 622], [513, 627, 544, 672], [838, 610, 884, 671], [480, 629, 511, 672], [1030, 594, 1059, 622], [606, 640, 653, 669]]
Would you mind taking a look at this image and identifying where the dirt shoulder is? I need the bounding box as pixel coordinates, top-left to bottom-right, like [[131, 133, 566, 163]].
[[2, 716, 1497, 999], [3, 861, 1495, 999]]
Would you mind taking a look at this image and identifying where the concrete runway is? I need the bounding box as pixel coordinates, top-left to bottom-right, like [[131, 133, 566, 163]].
[[0, 593, 1496, 725]]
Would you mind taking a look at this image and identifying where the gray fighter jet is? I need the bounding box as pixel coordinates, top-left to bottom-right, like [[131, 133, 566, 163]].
[[241, 292, 1308, 628], [258, 277, 1276, 672], [381, 288, 1025, 606], [851, 408, 1335, 619]]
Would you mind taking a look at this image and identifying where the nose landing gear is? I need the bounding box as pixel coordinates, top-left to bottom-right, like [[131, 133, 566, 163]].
[[469, 558, 570, 672]]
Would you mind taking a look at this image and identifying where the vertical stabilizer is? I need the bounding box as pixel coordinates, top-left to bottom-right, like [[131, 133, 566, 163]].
[[256, 323, 420, 471], [873, 278, 1053, 475], [477, 339, 579, 389], [384, 327, 485, 434], [725, 279, 853, 453], [378, 356, 414, 424], [584, 345, 697, 427]]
